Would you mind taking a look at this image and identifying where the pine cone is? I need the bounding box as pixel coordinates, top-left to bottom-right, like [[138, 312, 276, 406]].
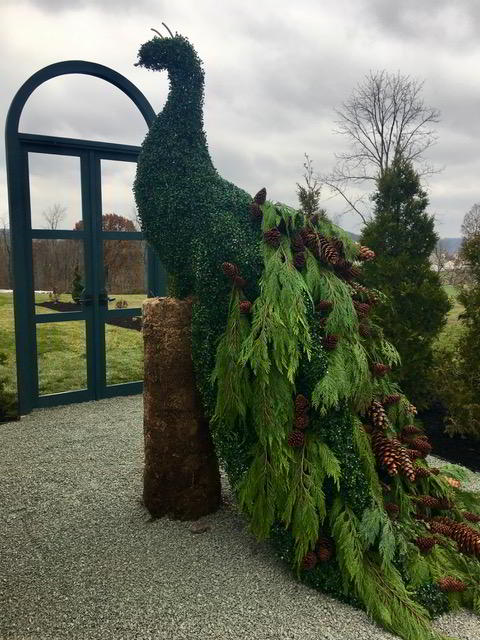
[[406, 448, 423, 460], [337, 262, 363, 281], [288, 430, 305, 448], [385, 502, 399, 518], [417, 496, 452, 510], [295, 394, 309, 414], [303, 231, 318, 252], [371, 363, 390, 377], [249, 202, 263, 221], [437, 577, 467, 593], [353, 301, 371, 318], [330, 237, 345, 257], [415, 537, 437, 553], [429, 521, 453, 537], [358, 245, 376, 261], [234, 276, 247, 289], [449, 522, 480, 555], [294, 251, 306, 270], [239, 301, 252, 314], [291, 233, 305, 252], [264, 228, 282, 248], [463, 511, 480, 523], [382, 394, 401, 406], [402, 424, 423, 435], [349, 283, 379, 304], [302, 551, 317, 570], [316, 300, 333, 312], [318, 236, 340, 265], [367, 400, 389, 430], [414, 466, 431, 479], [370, 432, 399, 476], [396, 446, 417, 482], [322, 334, 339, 350], [221, 262, 239, 279], [358, 323, 371, 338], [253, 187, 267, 205], [410, 437, 432, 457], [316, 535, 334, 562], [317, 546, 333, 562], [295, 414, 309, 430], [417, 495, 441, 509], [430, 468, 440, 475]]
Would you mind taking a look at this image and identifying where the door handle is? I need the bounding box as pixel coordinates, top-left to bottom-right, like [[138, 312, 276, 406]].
[[79, 290, 93, 306], [99, 291, 115, 307]]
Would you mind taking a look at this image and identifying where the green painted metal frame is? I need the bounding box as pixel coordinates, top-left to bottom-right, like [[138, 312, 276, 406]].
[[5, 60, 167, 415]]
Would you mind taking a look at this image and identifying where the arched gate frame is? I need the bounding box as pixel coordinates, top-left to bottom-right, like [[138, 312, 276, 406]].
[[5, 61, 166, 415]]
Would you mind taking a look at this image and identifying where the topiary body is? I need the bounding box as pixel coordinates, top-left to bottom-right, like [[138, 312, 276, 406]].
[[134, 31, 480, 640]]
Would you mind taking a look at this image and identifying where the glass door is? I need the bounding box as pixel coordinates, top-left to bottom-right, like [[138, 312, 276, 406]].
[[96, 156, 146, 396]]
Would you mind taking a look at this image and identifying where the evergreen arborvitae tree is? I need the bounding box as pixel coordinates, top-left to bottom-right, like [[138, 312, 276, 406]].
[[71, 265, 83, 304], [360, 156, 451, 406]]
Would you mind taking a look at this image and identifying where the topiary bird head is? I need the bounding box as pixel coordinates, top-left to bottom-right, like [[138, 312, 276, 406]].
[[135, 25, 203, 79]]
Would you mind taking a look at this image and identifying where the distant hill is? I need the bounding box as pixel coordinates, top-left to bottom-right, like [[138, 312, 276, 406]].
[[345, 231, 462, 254], [438, 238, 462, 254]]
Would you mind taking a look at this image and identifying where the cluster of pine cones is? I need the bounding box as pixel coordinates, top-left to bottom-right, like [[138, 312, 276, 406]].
[[287, 394, 309, 448], [302, 534, 335, 569]]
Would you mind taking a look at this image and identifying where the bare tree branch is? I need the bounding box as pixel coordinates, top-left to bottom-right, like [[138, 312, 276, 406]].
[[324, 70, 440, 223]]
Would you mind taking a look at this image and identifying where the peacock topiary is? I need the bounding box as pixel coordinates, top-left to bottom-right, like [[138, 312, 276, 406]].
[[134, 26, 480, 640]]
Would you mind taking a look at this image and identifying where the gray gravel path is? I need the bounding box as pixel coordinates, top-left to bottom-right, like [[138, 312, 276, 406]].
[[1, 395, 479, 640]]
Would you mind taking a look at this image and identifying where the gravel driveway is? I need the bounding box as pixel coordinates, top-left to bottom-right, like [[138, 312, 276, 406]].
[[1, 395, 479, 640]]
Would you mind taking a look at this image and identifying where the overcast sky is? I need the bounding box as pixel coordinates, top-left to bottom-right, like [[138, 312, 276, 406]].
[[2, 0, 480, 237]]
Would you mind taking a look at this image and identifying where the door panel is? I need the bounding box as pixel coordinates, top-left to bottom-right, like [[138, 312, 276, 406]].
[[32, 238, 85, 307], [36, 320, 88, 395], [28, 152, 83, 230]]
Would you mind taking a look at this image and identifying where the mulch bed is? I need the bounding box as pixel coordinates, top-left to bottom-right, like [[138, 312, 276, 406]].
[[419, 402, 480, 472], [36, 301, 143, 332]]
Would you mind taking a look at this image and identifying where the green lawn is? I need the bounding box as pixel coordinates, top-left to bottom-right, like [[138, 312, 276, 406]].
[[435, 285, 466, 350], [0, 292, 145, 403]]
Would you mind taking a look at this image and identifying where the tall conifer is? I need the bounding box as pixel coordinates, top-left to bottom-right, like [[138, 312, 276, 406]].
[[360, 156, 450, 406]]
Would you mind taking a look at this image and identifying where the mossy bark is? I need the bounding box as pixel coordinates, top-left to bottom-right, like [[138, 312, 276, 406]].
[[142, 297, 221, 519]]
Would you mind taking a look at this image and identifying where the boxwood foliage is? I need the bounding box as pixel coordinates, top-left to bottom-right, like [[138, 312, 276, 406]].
[[134, 31, 480, 640]]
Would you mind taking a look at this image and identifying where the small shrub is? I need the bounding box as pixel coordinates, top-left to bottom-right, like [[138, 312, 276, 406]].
[[71, 265, 84, 304], [48, 287, 61, 303]]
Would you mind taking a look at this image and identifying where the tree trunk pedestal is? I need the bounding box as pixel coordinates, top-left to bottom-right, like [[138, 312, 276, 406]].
[[142, 297, 221, 520]]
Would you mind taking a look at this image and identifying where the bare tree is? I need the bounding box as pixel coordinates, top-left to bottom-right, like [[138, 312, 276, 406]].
[[431, 242, 454, 278], [323, 70, 440, 222], [461, 203, 480, 238], [42, 203, 67, 230]]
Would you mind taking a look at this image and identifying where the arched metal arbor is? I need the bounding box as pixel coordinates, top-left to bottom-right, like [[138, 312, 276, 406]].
[[5, 60, 166, 415]]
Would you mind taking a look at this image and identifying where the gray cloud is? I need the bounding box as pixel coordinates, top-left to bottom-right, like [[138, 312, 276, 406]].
[[1, 0, 480, 239]]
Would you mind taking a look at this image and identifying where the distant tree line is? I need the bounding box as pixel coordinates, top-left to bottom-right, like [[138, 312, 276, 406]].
[[0, 207, 145, 295]]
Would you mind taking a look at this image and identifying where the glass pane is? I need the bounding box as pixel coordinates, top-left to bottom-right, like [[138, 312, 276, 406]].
[[36, 321, 87, 395], [103, 239, 146, 310], [105, 322, 143, 385], [32, 238, 85, 309], [100, 160, 138, 227], [28, 153, 82, 230], [20, 74, 153, 146]]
